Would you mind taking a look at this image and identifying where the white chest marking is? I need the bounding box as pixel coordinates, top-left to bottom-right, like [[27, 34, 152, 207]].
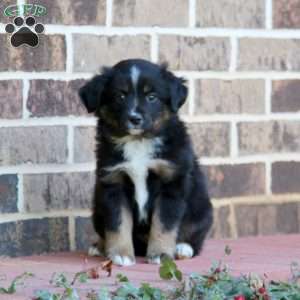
[[105, 138, 161, 221], [122, 138, 159, 221]]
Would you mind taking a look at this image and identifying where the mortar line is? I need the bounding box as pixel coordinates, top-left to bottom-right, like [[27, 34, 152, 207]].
[[0, 154, 300, 175], [188, 78, 195, 116], [3, 112, 300, 128], [0, 117, 97, 127], [17, 174, 25, 213], [68, 216, 76, 251], [67, 125, 74, 164], [212, 194, 300, 206], [229, 37, 238, 72], [0, 163, 96, 175], [4, 71, 300, 81], [266, 161, 272, 195], [38, 25, 300, 38], [0, 210, 92, 224], [230, 121, 238, 158], [150, 33, 159, 63], [229, 202, 238, 239], [106, 0, 113, 27], [65, 32, 73, 74], [189, 0, 196, 28], [22, 79, 30, 119], [17, 0, 25, 16], [266, 0, 273, 30], [265, 78, 272, 114]]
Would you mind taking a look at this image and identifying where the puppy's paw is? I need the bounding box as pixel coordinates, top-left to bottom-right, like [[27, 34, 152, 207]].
[[110, 255, 136, 266], [175, 243, 194, 259], [147, 254, 162, 264], [147, 253, 172, 265], [88, 244, 103, 257]]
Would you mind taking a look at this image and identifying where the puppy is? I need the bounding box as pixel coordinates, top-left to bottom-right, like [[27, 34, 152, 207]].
[[79, 59, 213, 266]]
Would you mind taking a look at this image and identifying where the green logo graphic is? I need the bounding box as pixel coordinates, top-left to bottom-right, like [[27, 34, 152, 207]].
[[4, 4, 47, 17], [4, 4, 47, 48]]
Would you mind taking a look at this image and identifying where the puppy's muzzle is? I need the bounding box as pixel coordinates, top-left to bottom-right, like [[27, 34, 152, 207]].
[[128, 111, 144, 128]]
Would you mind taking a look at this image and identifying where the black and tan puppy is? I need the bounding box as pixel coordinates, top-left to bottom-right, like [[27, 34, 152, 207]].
[[79, 59, 213, 266]]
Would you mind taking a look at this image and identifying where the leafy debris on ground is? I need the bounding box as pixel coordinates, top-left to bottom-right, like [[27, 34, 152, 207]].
[[1, 247, 300, 299]]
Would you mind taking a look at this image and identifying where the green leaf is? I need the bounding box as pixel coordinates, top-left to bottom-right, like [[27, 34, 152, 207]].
[[116, 273, 129, 283], [0, 272, 34, 294], [159, 256, 182, 281], [174, 270, 182, 282], [78, 272, 89, 283]]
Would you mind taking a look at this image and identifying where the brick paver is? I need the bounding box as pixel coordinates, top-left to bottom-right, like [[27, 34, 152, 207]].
[[0, 235, 299, 299]]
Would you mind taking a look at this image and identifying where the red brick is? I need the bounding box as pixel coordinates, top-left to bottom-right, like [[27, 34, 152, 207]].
[[238, 38, 300, 71], [0, 126, 67, 165], [0, 35, 66, 71], [0, 218, 69, 257], [0, 0, 16, 23], [209, 205, 232, 239], [0, 175, 18, 213], [27, 80, 86, 117], [24, 172, 94, 212], [204, 163, 266, 198], [73, 35, 151, 72], [239, 121, 300, 155], [196, 0, 265, 28], [26, 0, 106, 25], [159, 36, 230, 71], [273, 0, 300, 28], [74, 127, 96, 163], [272, 161, 300, 194], [235, 202, 300, 237], [272, 80, 300, 112], [276, 203, 299, 234], [0, 80, 22, 119], [235, 204, 277, 237], [195, 79, 265, 114], [75, 217, 98, 251], [188, 123, 230, 157], [113, 0, 188, 27]]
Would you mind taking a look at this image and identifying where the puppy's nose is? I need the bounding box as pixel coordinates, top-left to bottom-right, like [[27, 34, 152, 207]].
[[129, 113, 143, 126]]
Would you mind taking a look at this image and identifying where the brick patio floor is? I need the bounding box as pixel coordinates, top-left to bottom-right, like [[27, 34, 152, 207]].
[[0, 234, 299, 299]]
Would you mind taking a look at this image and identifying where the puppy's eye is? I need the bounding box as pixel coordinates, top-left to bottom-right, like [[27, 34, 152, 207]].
[[116, 93, 126, 101], [146, 93, 158, 103]]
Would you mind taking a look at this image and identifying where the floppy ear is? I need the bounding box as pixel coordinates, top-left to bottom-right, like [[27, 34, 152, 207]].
[[161, 65, 188, 113], [79, 71, 110, 113], [168, 75, 188, 113]]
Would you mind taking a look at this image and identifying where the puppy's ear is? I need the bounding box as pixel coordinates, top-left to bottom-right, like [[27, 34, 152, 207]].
[[161, 64, 188, 113], [79, 69, 111, 113], [168, 75, 188, 113]]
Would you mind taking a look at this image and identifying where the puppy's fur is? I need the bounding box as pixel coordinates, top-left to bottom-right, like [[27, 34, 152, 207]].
[[79, 59, 213, 266]]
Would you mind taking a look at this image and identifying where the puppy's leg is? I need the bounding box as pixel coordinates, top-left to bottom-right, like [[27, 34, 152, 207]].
[[177, 207, 213, 259], [147, 211, 177, 264], [88, 237, 104, 257], [105, 207, 135, 266]]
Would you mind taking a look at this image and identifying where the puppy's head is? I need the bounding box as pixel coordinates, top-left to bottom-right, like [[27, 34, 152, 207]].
[[79, 59, 187, 137]]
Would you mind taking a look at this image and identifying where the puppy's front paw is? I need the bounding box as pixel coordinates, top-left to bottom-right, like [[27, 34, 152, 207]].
[[147, 254, 162, 264], [147, 253, 172, 265], [88, 244, 103, 257], [110, 254, 136, 266], [175, 243, 194, 259]]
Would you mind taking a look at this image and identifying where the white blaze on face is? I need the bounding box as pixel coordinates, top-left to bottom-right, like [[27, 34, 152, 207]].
[[130, 65, 140, 89]]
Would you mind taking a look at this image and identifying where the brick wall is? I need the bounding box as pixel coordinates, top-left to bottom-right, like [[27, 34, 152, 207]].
[[1, 0, 300, 257]]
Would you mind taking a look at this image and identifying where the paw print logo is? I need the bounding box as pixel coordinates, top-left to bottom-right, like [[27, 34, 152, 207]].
[[5, 16, 45, 48]]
